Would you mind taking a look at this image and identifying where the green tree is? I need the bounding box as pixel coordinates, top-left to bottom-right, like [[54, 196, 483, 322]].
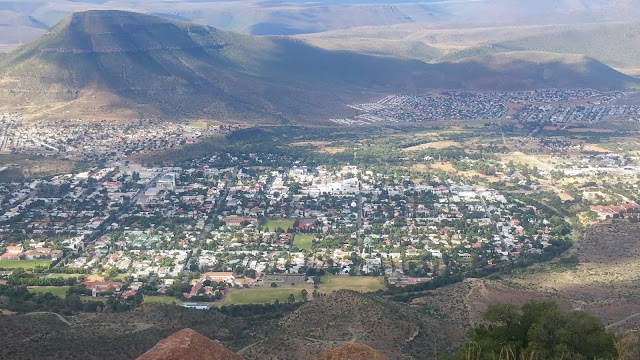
[[454, 301, 617, 360]]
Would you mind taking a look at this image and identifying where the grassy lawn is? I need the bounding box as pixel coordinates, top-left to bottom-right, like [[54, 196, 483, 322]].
[[0, 260, 52, 270], [318, 275, 385, 293], [28, 286, 70, 298], [144, 295, 177, 305], [264, 219, 295, 231], [293, 234, 314, 250], [223, 287, 309, 305], [113, 273, 128, 280], [221, 276, 384, 305]]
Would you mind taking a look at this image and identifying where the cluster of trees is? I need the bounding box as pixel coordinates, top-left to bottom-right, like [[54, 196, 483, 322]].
[[8, 270, 78, 286], [451, 301, 617, 360], [0, 285, 106, 315], [217, 301, 304, 321]]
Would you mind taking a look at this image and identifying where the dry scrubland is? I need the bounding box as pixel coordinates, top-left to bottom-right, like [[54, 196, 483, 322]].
[[244, 290, 463, 359]]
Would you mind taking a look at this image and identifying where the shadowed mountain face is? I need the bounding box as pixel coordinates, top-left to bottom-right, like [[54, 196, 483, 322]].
[[0, 10, 637, 122]]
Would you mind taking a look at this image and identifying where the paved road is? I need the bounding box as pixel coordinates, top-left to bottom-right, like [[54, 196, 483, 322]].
[[198, 166, 239, 240], [478, 194, 492, 218], [355, 193, 363, 244]]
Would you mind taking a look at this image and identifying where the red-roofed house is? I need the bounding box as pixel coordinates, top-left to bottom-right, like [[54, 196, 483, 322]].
[[122, 289, 137, 298], [82, 281, 123, 297], [201, 272, 235, 283]]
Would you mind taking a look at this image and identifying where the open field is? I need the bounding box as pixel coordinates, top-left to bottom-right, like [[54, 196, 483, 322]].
[[289, 141, 346, 154], [222, 276, 384, 305], [318, 275, 385, 293], [0, 154, 81, 180], [143, 296, 176, 305], [411, 164, 429, 172], [0, 260, 52, 270], [28, 286, 70, 298], [403, 140, 461, 151], [499, 152, 553, 170], [583, 144, 613, 153], [223, 287, 309, 305], [429, 162, 455, 172], [264, 219, 295, 231], [293, 234, 314, 251], [187, 119, 222, 129]]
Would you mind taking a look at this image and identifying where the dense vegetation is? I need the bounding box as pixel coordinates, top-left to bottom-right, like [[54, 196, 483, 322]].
[[451, 301, 617, 360], [0, 285, 110, 314]]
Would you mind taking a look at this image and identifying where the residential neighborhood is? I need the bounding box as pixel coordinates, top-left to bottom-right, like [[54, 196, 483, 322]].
[[2, 151, 620, 306], [331, 90, 640, 125]]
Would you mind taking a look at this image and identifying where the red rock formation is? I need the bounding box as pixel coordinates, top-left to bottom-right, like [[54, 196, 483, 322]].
[[136, 328, 243, 360]]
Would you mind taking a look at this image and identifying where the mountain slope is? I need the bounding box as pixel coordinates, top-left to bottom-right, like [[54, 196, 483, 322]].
[[0, 304, 246, 360], [243, 290, 464, 359], [452, 22, 640, 74], [0, 10, 637, 122], [315, 343, 387, 360]]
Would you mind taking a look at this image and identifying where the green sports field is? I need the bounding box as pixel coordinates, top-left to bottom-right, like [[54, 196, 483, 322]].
[[292, 234, 314, 250], [318, 275, 385, 293], [264, 219, 295, 231], [28, 286, 70, 298], [143, 295, 177, 304], [223, 287, 308, 305], [220, 276, 385, 305], [0, 260, 52, 270]]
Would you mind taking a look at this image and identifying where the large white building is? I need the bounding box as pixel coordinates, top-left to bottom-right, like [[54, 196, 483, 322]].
[[157, 173, 176, 191]]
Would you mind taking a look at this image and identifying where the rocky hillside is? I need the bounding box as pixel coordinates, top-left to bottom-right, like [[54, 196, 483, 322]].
[[243, 290, 464, 359]]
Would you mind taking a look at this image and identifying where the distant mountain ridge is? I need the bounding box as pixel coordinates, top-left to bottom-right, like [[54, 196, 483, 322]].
[[0, 10, 637, 122], [3, 0, 640, 44]]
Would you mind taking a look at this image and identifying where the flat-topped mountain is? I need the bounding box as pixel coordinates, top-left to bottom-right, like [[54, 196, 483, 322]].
[[0, 10, 637, 122]]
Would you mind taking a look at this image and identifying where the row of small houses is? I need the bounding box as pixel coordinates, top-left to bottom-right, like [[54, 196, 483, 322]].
[[590, 204, 640, 220]]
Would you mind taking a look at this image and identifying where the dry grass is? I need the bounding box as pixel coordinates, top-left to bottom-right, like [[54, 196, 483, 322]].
[[289, 141, 346, 154], [430, 162, 456, 172], [583, 144, 612, 152], [411, 164, 429, 172], [403, 140, 461, 151], [499, 152, 552, 170], [557, 193, 575, 201], [85, 275, 105, 282]]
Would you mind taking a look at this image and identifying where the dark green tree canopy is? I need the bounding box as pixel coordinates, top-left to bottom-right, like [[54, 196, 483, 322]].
[[453, 301, 617, 360]]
